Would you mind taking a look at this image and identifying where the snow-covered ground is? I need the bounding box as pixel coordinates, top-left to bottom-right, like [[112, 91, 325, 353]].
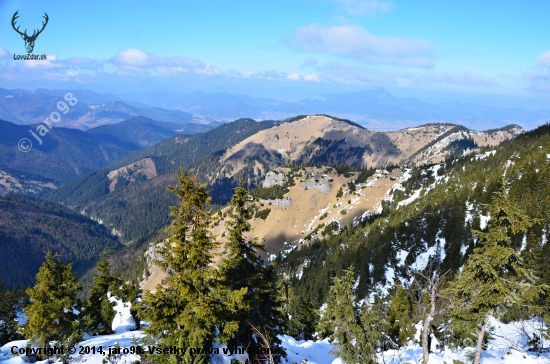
[[0, 296, 143, 364], [3, 298, 550, 364]]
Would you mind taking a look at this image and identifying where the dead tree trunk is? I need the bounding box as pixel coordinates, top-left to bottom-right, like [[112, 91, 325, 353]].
[[473, 320, 486, 364], [422, 281, 437, 364]]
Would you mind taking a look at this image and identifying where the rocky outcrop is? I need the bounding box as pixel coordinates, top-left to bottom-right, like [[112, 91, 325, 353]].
[[301, 174, 331, 194], [107, 158, 157, 192], [259, 197, 292, 207], [262, 170, 285, 188]]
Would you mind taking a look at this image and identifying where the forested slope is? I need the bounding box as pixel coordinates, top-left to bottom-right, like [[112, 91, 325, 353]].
[[277, 123, 550, 307], [45, 119, 271, 244], [0, 195, 123, 288]]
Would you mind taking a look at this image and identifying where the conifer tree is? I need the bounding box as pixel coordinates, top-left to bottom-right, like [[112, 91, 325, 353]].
[[319, 267, 380, 364], [83, 252, 116, 335], [24, 252, 80, 349], [219, 181, 284, 354], [387, 285, 415, 346], [141, 169, 243, 364], [0, 281, 20, 346], [446, 183, 546, 364], [287, 287, 318, 341]]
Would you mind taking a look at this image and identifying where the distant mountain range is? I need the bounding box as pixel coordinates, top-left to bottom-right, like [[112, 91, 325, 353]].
[[2, 87, 549, 132], [86, 116, 212, 148], [0, 88, 196, 130], [122, 88, 550, 130]]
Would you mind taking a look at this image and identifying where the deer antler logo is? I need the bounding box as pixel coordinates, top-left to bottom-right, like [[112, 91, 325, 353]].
[[12, 11, 49, 54]]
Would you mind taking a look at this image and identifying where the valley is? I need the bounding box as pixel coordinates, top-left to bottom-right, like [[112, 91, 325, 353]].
[[4, 3, 550, 362], [1, 89, 549, 364], [34, 115, 520, 253]]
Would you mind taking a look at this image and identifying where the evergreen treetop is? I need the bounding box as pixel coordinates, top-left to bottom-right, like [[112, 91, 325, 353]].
[[142, 169, 244, 363], [0, 281, 20, 346], [449, 184, 542, 320], [218, 181, 285, 353], [24, 252, 80, 348], [446, 182, 547, 363], [83, 252, 117, 335], [319, 266, 380, 364]]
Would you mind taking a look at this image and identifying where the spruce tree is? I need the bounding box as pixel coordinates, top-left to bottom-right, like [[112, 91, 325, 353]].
[[83, 252, 116, 335], [218, 181, 284, 354], [446, 183, 546, 364], [319, 267, 380, 364], [387, 285, 415, 346], [287, 287, 318, 341], [0, 281, 20, 346], [24, 252, 80, 349], [141, 169, 243, 364]]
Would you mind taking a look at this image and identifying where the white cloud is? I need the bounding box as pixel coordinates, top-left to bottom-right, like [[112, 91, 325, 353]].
[[246, 69, 288, 80], [328, 0, 392, 15], [304, 74, 321, 82], [536, 51, 550, 67], [228, 68, 243, 77], [111, 49, 205, 69], [0, 46, 492, 93], [289, 24, 433, 67], [286, 73, 320, 82], [110, 49, 222, 77], [527, 51, 550, 92], [288, 73, 302, 80], [194, 65, 224, 77], [111, 49, 151, 67], [23, 55, 66, 70], [530, 51, 550, 80], [1, 49, 302, 85]]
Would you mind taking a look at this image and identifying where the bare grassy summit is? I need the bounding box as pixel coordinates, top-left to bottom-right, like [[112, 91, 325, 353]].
[[204, 116, 521, 184]]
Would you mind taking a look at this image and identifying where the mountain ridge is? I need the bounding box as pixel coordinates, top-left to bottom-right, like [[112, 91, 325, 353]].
[[0, 117, 210, 190], [45, 115, 523, 249]]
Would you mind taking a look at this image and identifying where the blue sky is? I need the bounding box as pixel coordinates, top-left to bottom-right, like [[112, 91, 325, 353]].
[[1, 0, 550, 108]]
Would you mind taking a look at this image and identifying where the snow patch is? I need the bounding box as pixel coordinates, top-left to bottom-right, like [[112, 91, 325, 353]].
[[108, 294, 136, 334], [480, 212, 491, 230], [474, 150, 496, 160], [398, 189, 421, 206]]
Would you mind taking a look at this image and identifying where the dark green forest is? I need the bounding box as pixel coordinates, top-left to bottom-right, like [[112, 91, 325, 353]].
[[0, 195, 122, 288]]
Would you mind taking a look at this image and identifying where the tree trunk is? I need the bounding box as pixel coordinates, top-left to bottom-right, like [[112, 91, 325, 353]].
[[422, 317, 430, 364], [422, 283, 437, 364], [474, 321, 486, 364]]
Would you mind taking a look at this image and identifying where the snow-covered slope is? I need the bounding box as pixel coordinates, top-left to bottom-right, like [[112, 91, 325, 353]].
[[3, 291, 550, 363]]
